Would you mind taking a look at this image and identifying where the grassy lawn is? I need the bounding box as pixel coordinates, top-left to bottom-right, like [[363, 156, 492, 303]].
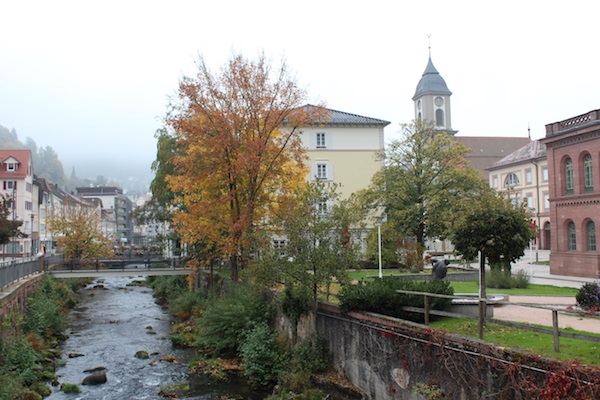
[[342, 269, 595, 366], [347, 269, 580, 296], [450, 281, 579, 296], [429, 318, 600, 367]]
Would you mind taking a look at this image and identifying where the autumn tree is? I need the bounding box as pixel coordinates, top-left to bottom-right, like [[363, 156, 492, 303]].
[[0, 193, 23, 245], [365, 119, 485, 259], [48, 203, 112, 264], [165, 53, 326, 280]]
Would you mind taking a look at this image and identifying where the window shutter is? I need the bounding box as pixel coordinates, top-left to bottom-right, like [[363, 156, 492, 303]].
[[2, 181, 5, 190], [13, 181, 17, 190]]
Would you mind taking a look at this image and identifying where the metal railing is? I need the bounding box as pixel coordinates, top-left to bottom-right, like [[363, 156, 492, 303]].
[[0, 257, 44, 292], [395, 289, 600, 353]]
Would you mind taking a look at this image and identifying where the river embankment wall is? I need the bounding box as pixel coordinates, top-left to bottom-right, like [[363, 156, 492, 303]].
[[0, 274, 43, 337], [277, 301, 600, 400]]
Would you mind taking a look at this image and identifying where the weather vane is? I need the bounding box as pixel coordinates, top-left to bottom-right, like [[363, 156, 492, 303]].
[[428, 34, 432, 57]]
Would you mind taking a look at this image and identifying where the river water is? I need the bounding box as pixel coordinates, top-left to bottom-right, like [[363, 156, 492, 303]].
[[47, 276, 267, 400]]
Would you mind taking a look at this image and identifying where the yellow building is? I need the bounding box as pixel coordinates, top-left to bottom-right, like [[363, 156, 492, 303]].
[[300, 105, 390, 200]]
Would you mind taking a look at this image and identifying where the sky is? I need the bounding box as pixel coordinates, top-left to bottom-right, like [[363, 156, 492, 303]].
[[1, 1, 599, 188]]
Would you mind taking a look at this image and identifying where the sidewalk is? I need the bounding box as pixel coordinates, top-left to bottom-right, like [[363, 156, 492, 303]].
[[511, 249, 598, 289], [488, 249, 600, 334]]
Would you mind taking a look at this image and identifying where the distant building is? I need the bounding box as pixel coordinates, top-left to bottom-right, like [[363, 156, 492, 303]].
[[541, 109, 600, 278], [76, 186, 133, 245], [486, 140, 550, 249]]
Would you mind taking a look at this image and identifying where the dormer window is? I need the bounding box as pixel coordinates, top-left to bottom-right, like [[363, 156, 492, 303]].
[[6, 162, 16, 172], [316, 132, 326, 149]]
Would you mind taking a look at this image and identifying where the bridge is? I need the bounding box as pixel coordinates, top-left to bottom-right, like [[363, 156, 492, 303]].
[[49, 267, 192, 279], [1, 255, 193, 292]]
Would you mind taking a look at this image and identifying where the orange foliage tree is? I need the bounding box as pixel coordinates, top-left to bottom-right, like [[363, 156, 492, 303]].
[[166, 54, 326, 280], [48, 204, 112, 264]]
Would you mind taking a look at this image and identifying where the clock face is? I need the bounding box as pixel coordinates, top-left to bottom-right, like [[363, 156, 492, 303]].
[[434, 97, 444, 107]]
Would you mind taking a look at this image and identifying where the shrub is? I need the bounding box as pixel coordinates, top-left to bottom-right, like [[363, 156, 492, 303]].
[[239, 322, 288, 389], [169, 290, 207, 319], [338, 278, 454, 322], [291, 334, 331, 374], [196, 282, 274, 355], [149, 275, 188, 303], [486, 269, 530, 289], [576, 282, 600, 310]]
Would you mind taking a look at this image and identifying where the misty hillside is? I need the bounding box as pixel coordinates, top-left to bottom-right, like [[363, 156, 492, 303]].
[[0, 124, 151, 193]]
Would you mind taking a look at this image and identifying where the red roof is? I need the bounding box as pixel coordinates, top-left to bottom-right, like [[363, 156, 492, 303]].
[[0, 149, 32, 179]]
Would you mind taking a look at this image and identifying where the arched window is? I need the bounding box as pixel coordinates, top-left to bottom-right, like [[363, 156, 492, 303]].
[[584, 154, 594, 192], [587, 221, 597, 251], [505, 173, 519, 188], [568, 221, 577, 250], [435, 109, 444, 127], [565, 158, 574, 194]]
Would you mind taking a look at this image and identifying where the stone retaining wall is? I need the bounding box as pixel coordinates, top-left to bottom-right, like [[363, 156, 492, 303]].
[[284, 302, 600, 399]]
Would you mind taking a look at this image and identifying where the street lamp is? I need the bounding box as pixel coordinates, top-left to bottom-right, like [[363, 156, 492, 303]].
[[378, 224, 383, 278]]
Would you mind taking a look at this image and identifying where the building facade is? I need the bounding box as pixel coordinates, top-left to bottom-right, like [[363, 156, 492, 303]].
[[300, 105, 389, 200], [541, 109, 600, 278], [0, 149, 36, 257], [76, 186, 134, 245], [486, 141, 551, 250]]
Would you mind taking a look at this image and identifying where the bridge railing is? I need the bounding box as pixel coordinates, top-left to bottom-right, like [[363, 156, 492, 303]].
[[0, 257, 44, 291], [46, 256, 182, 271]]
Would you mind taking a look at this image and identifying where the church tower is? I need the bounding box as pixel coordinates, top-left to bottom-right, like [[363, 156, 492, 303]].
[[412, 54, 456, 135]]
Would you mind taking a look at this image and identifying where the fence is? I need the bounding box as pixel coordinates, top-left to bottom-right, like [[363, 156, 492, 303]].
[[0, 257, 44, 291], [396, 289, 600, 353]]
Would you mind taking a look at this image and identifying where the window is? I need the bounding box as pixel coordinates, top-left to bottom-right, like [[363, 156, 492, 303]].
[[505, 173, 519, 188], [273, 239, 286, 257], [316, 163, 328, 180], [435, 109, 444, 127], [565, 158, 574, 194], [584, 154, 594, 192], [316, 132, 326, 149], [525, 169, 532, 184], [317, 201, 328, 216], [26, 182, 32, 192], [526, 193, 534, 209], [25, 201, 32, 211], [6, 162, 16, 172], [542, 167, 548, 182], [568, 221, 576, 251], [3, 181, 16, 190], [543, 192, 550, 211], [510, 192, 521, 206], [587, 221, 597, 251], [492, 175, 498, 189]]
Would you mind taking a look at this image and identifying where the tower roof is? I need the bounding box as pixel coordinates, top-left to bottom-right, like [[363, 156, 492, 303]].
[[412, 57, 452, 100]]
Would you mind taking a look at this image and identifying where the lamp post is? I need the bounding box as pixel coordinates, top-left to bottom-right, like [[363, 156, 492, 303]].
[[378, 224, 383, 278]]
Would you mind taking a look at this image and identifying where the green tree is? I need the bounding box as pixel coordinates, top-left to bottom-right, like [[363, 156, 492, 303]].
[[450, 188, 535, 274], [269, 181, 363, 305], [366, 119, 485, 258], [0, 193, 23, 245]]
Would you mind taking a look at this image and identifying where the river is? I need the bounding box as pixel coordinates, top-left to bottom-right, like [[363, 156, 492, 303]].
[[47, 276, 267, 400]]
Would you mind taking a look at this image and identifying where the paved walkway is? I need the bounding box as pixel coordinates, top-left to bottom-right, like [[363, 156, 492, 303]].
[[491, 249, 600, 334]]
